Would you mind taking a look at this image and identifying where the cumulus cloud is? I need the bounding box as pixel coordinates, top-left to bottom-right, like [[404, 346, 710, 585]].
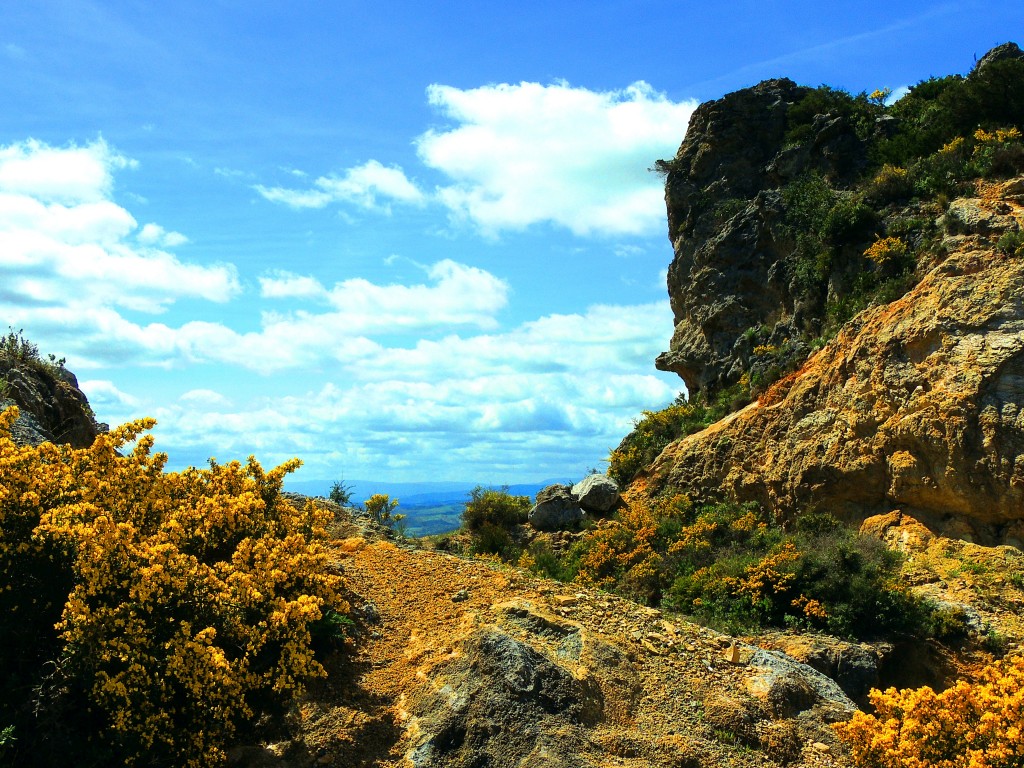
[[79, 379, 140, 409], [179, 389, 232, 408], [0, 139, 239, 316], [112, 291, 677, 482], [258, 270, 327, 300], [255, 159, 424, 212], [145, 364, 677, 481], [418, 81, 697, 236], [0, 138, 135, 204], [256, 81, 694, 238], [4, 256, 510, 372], [138, 222, 189, 247]]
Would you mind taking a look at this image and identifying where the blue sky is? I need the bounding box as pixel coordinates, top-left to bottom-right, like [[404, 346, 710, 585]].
[[1, 1, 1020, 488]]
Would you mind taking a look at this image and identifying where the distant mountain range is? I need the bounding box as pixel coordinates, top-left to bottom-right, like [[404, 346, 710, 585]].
[[283, 478, 567, 506], [282, 478, 572, 536]]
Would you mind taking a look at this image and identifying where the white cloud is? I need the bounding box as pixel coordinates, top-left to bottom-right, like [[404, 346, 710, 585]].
[[145, 364, 677, 482], [138, 222, 189, 247], [255, 159, 424, 212], [0, 139, 136, 204], [0, 139, 240, 317], [417, 81, 697, 236], [886, 85, 911, 104], [179, 389, 232, 408], [5, 258, 509, 372], [259, 270, 327, 300], [79, 379, 140, 408]]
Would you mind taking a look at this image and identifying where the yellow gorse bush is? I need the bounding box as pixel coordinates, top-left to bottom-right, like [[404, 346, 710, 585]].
[[834, 654, 1024, 768], [0, 407, 347, 767], [864, 236, 909, 267]]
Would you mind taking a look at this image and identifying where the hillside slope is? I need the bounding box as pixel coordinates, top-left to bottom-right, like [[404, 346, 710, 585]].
[[646, 177, 1024, 541], [233, 518, 861, 768]]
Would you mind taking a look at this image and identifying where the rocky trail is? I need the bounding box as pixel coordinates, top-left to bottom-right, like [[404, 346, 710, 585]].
[[233, 514, 872, 768]]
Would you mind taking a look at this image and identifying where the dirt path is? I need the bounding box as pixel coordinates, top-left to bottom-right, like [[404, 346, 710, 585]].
[[272, 538, 855, 768]]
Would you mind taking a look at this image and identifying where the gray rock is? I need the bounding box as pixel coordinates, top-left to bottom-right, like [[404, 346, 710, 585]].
[[973, 42, 1024, 74], [745, 647, 858, 718], [404, 627, 603, 768], [571, 475, 620, 513], [802, 642, 886, 702], [655, 77, 870, 401], [529, 485, 584, 531], [0, 359, 104, 448]]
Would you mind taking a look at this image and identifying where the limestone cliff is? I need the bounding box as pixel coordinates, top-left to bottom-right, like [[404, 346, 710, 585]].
[[649, 178, 1024, 540]]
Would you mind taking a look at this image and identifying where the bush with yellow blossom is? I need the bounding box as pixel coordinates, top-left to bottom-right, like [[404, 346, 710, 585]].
[[0, 406, 348, 767], [835, 655, 1024, 768], [562, 490, 927, 639]]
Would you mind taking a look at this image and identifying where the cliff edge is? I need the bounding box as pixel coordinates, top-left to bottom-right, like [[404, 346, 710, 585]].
[[640, 44, 1024, 539]]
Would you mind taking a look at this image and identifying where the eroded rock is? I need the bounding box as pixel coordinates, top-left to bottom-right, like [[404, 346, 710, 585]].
[[646, 184, 1024, 533], [529, 484, 585, 531]]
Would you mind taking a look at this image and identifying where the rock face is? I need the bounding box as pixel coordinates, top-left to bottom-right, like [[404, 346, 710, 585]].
[[644, 178, 1024, 537], [655, 78, 870, 399], [0, 359, 105, 448], [405, 625, 604, 768]]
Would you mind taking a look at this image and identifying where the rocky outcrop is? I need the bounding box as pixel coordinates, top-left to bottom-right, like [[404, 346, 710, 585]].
[[529, 478, 621, 531], [655, 79, 872, 399], [644, 179, 1024, 538], [263, 539, 861, 768], [0, 359, 105, 448]]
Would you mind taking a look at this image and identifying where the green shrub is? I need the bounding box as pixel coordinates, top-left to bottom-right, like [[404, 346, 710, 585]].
[[820, 195, 877, 244], [363, 493, 405, 532], [865, 164, 914, 202], [567, 490, 930, 640], [609, 385, 750, 485], [520, 540, 585, 582], [461, 486, 531, 531], [0, 328, 66, 377], [470, 522, 520, 560], [328, 479, 353, 506], [784, 86, 878, 146]]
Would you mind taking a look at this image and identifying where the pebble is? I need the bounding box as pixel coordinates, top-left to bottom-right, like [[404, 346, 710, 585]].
[[451, 589, 470, 603]]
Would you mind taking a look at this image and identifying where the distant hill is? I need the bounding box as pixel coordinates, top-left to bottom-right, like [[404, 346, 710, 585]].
[[283, 478, 571, 536]]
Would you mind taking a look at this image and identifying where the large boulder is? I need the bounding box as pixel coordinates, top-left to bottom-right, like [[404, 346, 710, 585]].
[[404, 626, 603, 768], [571, 475, 620, 513], [529, 484, 584, 531]]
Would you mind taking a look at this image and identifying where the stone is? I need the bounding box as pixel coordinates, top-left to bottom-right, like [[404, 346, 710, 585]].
[[645, 187, 1024, 532], [404, 627, 604, 768], [745, 648, 858, 718], [973, 41, 1024, 74], [571, 474, 620, 513], [655, 78, 868, 400], [1, 358, 105, 448], [529, 484, 585, 531]]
